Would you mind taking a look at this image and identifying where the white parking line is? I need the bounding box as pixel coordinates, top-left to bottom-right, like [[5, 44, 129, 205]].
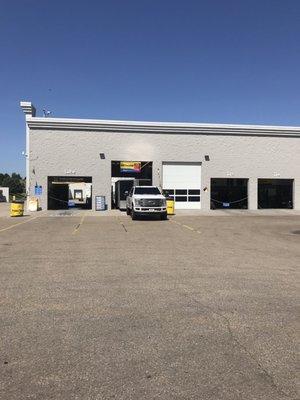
[[170, 219, 201, 234], [72, 214, 85, 234]]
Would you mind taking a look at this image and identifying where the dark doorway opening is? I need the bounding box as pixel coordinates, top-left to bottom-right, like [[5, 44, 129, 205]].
[[48, 182, 69, 210], [48, 176, 92, 210], [111, 161, 153, 209], [258, 179, 293, 209], [211, 178, 248, 209]]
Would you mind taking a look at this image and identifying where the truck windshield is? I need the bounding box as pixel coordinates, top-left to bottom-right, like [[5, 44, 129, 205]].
[[135, 187, 161, 195]]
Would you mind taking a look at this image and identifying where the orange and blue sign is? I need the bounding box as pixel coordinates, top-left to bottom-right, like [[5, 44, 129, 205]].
[[120, 161, 141, 173]]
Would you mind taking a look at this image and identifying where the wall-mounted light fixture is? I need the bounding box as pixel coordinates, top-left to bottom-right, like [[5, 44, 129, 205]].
[[204, 155, 210, 161], [99, 153, 105, 159]]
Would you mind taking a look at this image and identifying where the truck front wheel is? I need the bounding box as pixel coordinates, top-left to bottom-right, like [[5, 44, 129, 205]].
[[160, 212, 168, 220], [131, 210, 137, 220]]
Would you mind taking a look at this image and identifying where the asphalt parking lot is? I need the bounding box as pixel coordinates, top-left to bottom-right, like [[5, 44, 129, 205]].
[[0, 213, 299, 400]]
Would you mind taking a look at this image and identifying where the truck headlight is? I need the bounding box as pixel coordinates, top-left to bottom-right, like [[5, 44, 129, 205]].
[[134, 199, 141, 207], [162, 199, 166, 206]]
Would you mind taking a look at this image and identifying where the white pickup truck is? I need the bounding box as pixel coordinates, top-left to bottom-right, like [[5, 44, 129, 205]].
[[126, 186, 167, 220]]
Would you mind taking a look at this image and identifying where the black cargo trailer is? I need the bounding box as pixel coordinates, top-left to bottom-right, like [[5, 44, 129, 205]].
[[115, 180, 135, 210]]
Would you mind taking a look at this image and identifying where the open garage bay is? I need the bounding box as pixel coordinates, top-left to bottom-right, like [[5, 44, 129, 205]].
[[0, 214, 299, 399]]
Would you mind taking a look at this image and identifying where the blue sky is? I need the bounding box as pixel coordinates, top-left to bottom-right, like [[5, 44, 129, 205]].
[[0, 0, 299, 174]]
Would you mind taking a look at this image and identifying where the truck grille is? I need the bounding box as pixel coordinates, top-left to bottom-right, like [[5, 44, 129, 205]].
[[140, 198, 162, 207]]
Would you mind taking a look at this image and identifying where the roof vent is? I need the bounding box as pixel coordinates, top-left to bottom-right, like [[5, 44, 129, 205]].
[[20, 101, 36, 117]]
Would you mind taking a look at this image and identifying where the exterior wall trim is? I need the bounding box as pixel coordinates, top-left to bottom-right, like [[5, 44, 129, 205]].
[[26, 117, 300, 138]]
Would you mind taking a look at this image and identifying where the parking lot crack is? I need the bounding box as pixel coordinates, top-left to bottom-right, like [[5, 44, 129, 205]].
[[188, 296, 294, 399], [218, 312, 293, 399]]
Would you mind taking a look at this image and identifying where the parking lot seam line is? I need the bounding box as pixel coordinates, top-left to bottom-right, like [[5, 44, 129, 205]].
[[121, 222, 127, 232], [72, 214, 85, 234], [0, 216, 39, 233], [116, 216, 128, 232]]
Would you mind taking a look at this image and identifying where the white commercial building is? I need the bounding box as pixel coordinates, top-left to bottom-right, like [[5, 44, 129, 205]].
[[20, 101, 300, 211], [0, 187, 9, 202]]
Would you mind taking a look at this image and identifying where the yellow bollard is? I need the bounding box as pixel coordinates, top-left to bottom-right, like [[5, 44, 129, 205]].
[[10, 201, 24, 217], [166, 199, 175, 215]]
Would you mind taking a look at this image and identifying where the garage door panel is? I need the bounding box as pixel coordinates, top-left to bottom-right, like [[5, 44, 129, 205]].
[[163, 162, 201, 209]]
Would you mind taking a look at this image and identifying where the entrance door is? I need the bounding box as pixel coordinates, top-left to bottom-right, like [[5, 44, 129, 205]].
[[163, 162, 201, 209]]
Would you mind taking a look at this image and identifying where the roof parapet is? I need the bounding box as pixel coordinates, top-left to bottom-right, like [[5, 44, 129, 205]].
[[25, 117, 300, 137], [20, 101, 36, 117]]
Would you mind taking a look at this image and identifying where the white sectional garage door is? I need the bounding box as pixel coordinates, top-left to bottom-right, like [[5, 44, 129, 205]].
[[162, 162, 201, 209]]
